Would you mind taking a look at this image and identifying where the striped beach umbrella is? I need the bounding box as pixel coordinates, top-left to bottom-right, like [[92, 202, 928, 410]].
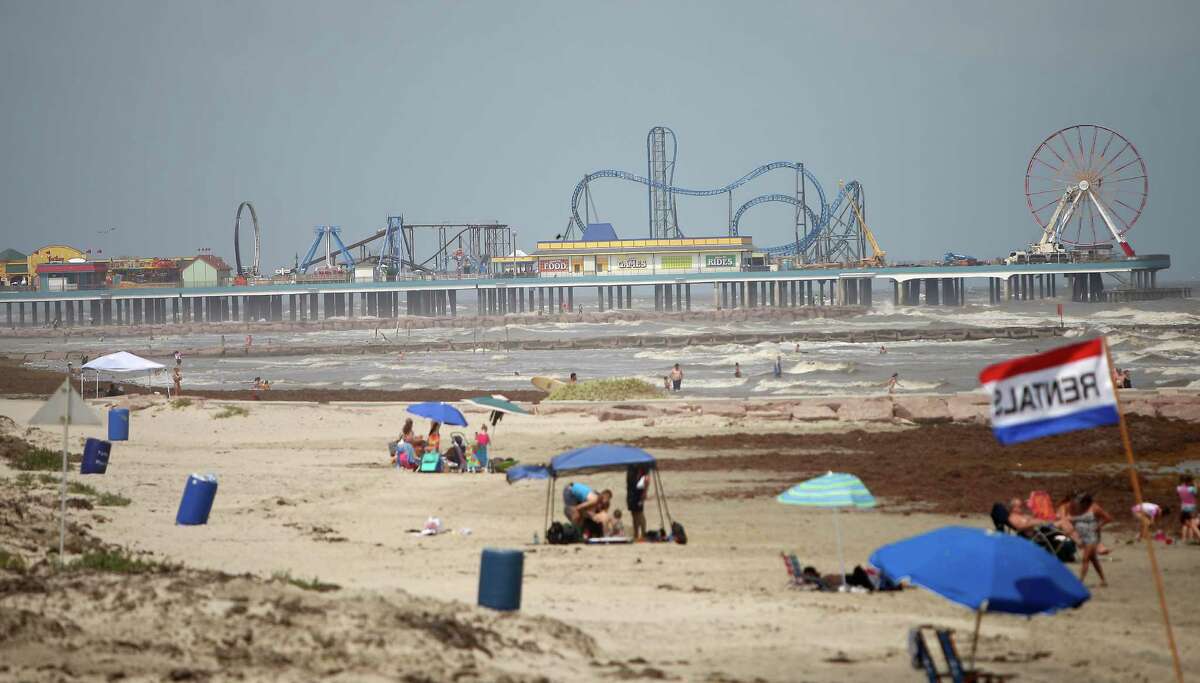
[[778, 472, 876, 586]]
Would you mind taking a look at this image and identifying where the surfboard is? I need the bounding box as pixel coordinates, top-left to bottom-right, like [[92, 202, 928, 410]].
[[531, 376, 566, 393]]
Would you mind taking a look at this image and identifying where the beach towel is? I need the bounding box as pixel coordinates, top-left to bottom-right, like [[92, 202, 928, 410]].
[[1027, 491, 1056, 521]]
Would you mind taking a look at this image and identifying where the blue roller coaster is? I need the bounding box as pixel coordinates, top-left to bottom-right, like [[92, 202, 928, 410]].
[[568, 127, 872, 263]]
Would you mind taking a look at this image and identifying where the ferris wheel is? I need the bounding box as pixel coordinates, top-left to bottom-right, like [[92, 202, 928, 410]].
[[1024, 125, 1147, 256]]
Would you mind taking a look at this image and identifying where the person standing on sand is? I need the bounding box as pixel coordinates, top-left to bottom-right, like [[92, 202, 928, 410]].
[[1070, 493, 1113, 587], [172, 362, 182, 397], [1178, 474, 1198, 543], [626, 465, 652, 541], [670, 364, 683, 391], [885, 373, 900, 394]]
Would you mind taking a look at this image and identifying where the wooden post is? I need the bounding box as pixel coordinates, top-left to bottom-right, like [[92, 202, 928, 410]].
[[1104, 337, 1184, 683]]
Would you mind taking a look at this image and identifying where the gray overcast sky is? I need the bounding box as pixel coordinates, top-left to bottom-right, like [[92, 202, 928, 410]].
[[2, 0, 1198, 277]]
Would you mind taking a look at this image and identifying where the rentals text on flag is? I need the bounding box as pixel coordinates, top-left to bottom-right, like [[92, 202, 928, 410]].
[[979, 338, 1119, 445]]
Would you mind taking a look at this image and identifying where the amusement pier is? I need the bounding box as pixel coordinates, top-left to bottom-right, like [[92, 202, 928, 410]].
[[0, 125, 1187, 330]]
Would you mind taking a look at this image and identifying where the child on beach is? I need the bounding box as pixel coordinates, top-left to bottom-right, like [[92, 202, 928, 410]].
[[608, 509, 626, 538], [1131, 501, 1170, 541], [1178, 474, 1198, 543]]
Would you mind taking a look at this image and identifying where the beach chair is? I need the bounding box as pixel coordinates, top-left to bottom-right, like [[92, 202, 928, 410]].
[[932, 627, 1012, 683], [780, 552, 829, 591], [418, 451, 442, 473], [907, 628, 941, 683], [989, 502, 1076, 562]]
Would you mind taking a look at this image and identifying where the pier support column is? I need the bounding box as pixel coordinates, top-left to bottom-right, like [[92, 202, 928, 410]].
[[596, 286, 605, 312], [567, 287, 574, 312], [171, 297, 179, 324], [923, 279, 938, 305], [664, 284, 674, 311], [449, 290, 457, 317], [685, 284, 692, 311]]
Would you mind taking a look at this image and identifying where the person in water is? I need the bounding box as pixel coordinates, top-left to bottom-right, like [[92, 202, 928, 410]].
[[734, 362, 742, 378], [669, 364, 683, 391]]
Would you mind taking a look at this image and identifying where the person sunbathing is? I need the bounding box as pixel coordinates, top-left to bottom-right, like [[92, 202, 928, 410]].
[[1007, 498, 1040, 534]]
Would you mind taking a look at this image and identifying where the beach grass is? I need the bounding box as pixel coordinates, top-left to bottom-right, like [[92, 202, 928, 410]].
[[68, 481, 100, 496], [63, 481, 130, 506], [546, 378, 662, 401], [272, 569, 340, 592], [0, 548, 26, 572], [213, 405, 250, 419], [9, 446, 67, 471], [171, 397, 194, 409], [97, 491, 132, 507], [67, 548, 169, 574]]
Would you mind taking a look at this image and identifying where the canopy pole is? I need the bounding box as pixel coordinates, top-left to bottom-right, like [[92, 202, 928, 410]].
[[969, 607, 983, 669], [1104, 338, 1183, 683], [654, 467, 673, 526], [652, 468, 672, 532], [58, 375, 70, 567], [543, 475, 556, 538], [834, 506, 846, 587]]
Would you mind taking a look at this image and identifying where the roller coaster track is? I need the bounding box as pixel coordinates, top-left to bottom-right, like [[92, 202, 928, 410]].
[[569, 163, 865, 257], [737, 181, 865, 257]]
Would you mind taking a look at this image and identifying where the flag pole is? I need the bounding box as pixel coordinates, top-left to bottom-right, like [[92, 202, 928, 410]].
[[1103, 336, 1183, 683]]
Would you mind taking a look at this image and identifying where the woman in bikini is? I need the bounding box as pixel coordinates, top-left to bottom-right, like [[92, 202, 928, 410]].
[[1070, 493, 1113, 587]]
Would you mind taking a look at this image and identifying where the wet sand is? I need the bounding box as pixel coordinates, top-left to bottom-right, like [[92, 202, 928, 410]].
[[1, 396, 1197, 682]]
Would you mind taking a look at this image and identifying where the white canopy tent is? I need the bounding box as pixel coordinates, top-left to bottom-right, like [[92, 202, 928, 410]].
[[81, 351, 169, 398]]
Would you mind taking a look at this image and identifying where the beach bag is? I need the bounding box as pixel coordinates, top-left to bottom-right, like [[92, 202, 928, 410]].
[[671, 521, 688, 545], [418, 452, 442, 473], [546, 522, 581, 545]]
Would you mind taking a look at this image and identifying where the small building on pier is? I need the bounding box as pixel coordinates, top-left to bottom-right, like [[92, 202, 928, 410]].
[[180, 255, 233, 288], [0, 248, 29, 286], [531, 235, 755, 277], [35, 261, 108, 291], [27, 244, 85, 289]]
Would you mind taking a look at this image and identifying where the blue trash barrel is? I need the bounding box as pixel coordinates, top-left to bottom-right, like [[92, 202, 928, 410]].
[[176, 474, 218, 525], [477, 548, 523, 611], [80, 438, 112, 474], [108, 408, 130, 441]]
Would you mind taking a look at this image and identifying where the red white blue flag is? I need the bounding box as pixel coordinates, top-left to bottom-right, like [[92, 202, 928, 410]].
[[979, 338, 1119, 445]]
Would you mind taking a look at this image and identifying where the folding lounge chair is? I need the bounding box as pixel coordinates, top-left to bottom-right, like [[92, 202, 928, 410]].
[[780, 552, 830, 591], [933, 627, 1012, 683], [907, 628, 941, 683], [989, 502, 1076, 563]]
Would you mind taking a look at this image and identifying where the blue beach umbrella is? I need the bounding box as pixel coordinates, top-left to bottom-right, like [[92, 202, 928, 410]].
[[406, 402, 468, 427], [777, 471, 876, 584], [870, 526, 1090, 665]]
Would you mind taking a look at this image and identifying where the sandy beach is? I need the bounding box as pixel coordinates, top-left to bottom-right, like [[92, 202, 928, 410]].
[[2, 392, 1198, 682]]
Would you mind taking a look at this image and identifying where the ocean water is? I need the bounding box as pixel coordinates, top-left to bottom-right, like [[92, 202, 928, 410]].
[[15, 286, 1200, 398]]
